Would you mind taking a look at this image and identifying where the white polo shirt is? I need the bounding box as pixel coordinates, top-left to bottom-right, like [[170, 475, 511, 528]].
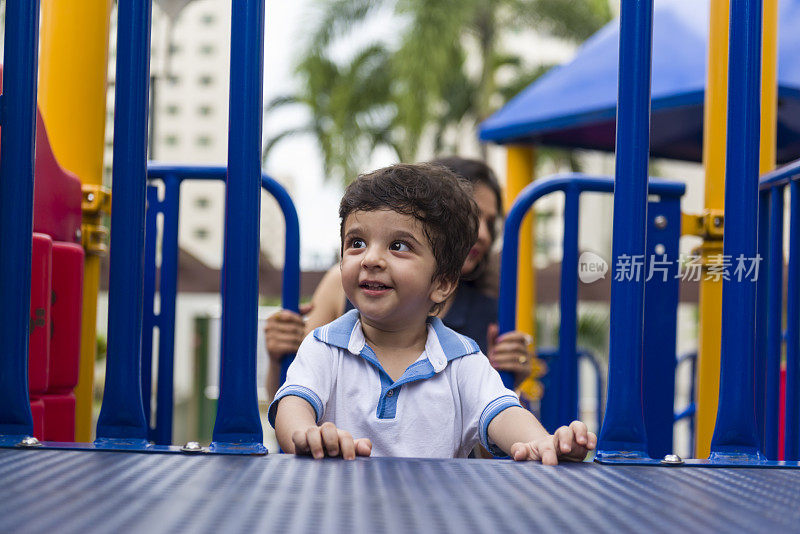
[[268, 309, 521, 458]]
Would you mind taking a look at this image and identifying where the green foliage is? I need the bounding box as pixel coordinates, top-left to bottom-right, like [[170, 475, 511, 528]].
[[263, 0, 612, 184]]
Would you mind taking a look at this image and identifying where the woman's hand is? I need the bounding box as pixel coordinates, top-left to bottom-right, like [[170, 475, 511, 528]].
[[486, 324, 544, 386], [292, 421, 372, 460], [265, 303, 313, 362]]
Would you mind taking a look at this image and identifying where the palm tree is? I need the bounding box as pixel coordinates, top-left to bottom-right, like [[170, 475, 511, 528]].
[[263, 0, 612, 184]]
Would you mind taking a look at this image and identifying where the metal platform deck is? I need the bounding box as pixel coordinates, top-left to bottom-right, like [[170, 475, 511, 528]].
[[1, 449, 799, 533]]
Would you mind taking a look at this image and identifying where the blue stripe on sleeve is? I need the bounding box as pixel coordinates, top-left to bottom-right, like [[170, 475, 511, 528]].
[[478, 395, 522, 457], [268, 385, 324, 428]]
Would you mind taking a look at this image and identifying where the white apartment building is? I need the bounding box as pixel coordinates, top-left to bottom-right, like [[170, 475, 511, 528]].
[[104, 0, 293, 271]]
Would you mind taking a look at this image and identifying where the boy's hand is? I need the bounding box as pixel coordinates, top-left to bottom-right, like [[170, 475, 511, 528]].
[[292, 421, 372, 460], [510, 420, 597, 464]]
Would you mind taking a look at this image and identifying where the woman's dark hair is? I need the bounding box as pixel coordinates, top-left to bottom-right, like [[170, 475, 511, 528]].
[[429, 156, 503, 283], [429, 156, 503, 221], [339, 163, 479, 287]]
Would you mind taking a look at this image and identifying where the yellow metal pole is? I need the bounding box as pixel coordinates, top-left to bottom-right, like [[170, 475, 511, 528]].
[[38, 0, 114, 442], [761, 0, 778, 174], [695, 0, 729, 458], [505, 146, 536, 338]]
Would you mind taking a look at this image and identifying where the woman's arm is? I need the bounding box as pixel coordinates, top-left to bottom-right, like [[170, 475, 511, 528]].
[[265, 266, 346, 398]]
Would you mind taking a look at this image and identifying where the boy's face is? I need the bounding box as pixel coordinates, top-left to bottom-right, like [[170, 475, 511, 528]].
[[340, 209, 455, 328]]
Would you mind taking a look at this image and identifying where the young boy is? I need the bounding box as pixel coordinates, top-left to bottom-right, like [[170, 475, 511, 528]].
[[270, 164, 596, 462]]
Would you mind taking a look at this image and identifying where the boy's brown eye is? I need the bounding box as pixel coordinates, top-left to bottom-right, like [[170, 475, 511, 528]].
[[390, 241, 410, 252], [350, 238, 366, 249]]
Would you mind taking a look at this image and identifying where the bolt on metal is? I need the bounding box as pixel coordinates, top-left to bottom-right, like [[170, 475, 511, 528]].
[[654, 215, 668, 229], [181, 441, 205, 453], [17, 436, 42, 448], [660, 454, 684, 466], [713, 216, 723, 228]]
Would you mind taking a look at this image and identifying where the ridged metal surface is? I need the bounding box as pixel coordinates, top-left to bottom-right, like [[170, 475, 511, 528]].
[[1, 449, 799, 533]]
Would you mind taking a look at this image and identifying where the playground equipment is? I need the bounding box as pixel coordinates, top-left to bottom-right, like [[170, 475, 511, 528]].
[[2, 0, 800, 531], [141, 164, 299, 445], [499, 174, 684, 459]]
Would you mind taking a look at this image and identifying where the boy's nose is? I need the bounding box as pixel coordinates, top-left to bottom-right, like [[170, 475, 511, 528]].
[[361, 246, 386, 269]]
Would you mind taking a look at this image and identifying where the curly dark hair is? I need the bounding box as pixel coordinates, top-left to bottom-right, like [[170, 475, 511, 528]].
[[339, 163, 479, 286]]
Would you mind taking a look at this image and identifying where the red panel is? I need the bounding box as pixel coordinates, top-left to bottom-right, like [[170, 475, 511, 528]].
[[0, 67, 83, 244], [32, 110, 83, 244], [30, 399, 45, 441], [41, 393, 76, 442], [779, 365, 786, 461], [29, 233, 53, 395], [48, 242, 84, 392]]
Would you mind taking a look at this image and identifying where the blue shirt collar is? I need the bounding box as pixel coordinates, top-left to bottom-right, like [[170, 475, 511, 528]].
[[313, 309, 480, 372]]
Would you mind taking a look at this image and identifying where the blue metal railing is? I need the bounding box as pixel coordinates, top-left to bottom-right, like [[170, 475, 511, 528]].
[[674, 351, 697, 455], [94, 0, 271, 453], [498, 173, 684, 457], [0, 0, 284, 453], [0, 0, 41, 438], [758, 160, 800, 461], [142, 164, 300, 446], [537, 348, 604, 433]]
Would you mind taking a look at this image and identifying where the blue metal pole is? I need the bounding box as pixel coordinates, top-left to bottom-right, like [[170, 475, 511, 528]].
[[0, 0, 41, 438], [153, 175, 181, 445], [558, 186, 580, 427], [596, 0, 653, 459], [765, 185, 784, 459], [259, 177, 302, 385], [642, 198, 681, 459], [786, 181, 800, 460], [141, 185, 160, 430], [211, 0, 266, 449], [710, 0, 762, 459], [755, 191, 770, 454], [96, 0, 152, 442]]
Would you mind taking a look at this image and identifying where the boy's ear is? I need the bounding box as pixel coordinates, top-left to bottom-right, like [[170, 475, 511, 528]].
[[430, 276, 458, 305]]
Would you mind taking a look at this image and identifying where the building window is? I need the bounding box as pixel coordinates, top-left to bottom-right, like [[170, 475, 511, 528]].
[[164, 135, 179, 146], [200, 13, 215, 25], [199, 43, 215, 55], [194, 227, 209, 240], [165, 104, 180, 115], [169, 43, 182, 55], [195, 197, 210, 208], [197, 105, 213, 116], [196, 135, 212, 147], [198, 75, 214, 86]]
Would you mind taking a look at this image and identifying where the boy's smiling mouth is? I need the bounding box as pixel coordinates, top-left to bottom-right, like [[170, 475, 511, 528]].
[[359, 280, 392, 295]]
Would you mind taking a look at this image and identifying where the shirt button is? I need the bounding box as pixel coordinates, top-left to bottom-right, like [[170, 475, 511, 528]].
[[387, 390, 394, 397]]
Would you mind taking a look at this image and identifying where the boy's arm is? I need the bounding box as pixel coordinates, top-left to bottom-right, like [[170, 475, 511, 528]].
[[487, 407, 596, 464], [274, 396, 371, 459]]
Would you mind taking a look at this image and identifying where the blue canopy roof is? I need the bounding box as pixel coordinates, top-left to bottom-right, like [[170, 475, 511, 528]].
[[479, 0, 800, 163]]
